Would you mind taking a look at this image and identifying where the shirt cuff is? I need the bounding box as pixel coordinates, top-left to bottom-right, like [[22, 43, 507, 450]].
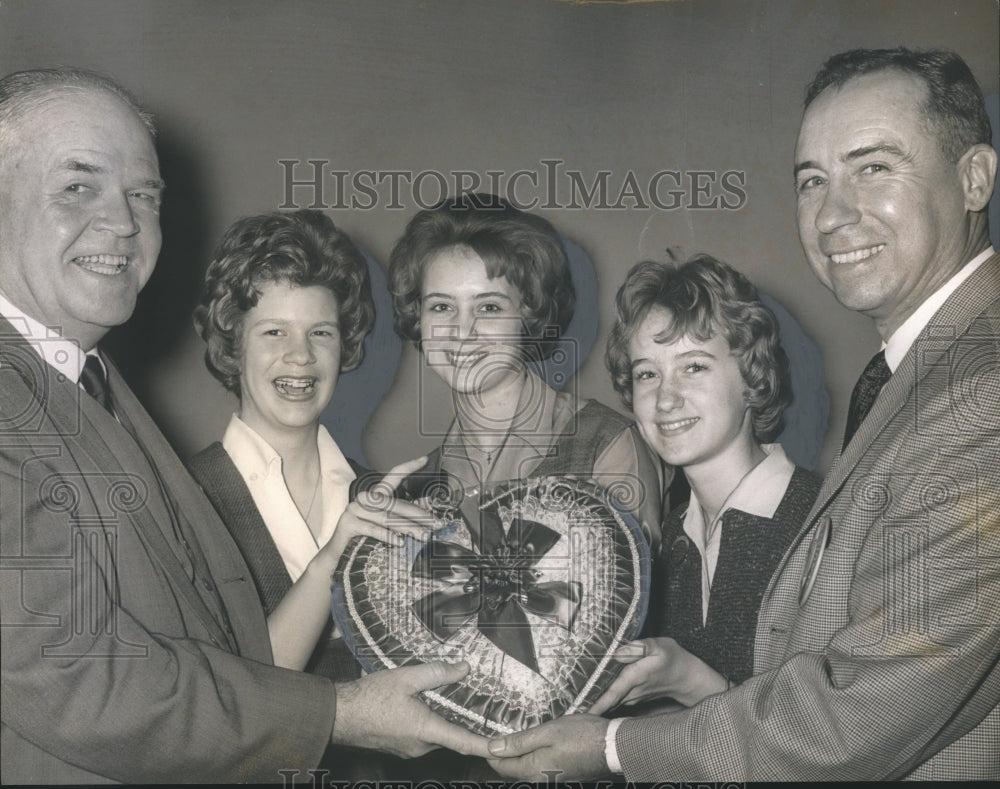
[[604, 718, 626, 775]]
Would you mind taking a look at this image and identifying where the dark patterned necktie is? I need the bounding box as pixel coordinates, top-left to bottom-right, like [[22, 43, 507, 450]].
[[79, 353, 114, 415], [842, 349, 891, 450]]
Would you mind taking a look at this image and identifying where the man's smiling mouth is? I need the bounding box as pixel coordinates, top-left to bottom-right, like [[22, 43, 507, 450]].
[[73, 254, 130, 274], [829, 244, 885, 265]]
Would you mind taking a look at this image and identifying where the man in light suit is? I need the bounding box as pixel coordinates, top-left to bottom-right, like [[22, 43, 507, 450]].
[[488, 47, 999, 780], [0, 67, 488, 783]]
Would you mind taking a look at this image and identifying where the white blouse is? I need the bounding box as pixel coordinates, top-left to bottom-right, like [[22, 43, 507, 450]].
[[221, 414, 355, 582]]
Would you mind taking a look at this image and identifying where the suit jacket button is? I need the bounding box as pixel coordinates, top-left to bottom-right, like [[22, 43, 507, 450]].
[[201, 577, 216, 592]]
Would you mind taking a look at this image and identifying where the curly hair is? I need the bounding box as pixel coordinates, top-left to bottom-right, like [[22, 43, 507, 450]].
[[805, 48, 991, 163], [194, 209, 374, 398], [605, 254, 791, 443], [387, 193, 574, 362]]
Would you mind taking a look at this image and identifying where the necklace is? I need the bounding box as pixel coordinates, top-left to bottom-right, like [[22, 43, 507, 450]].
[[461, 433, 509, 482], [302, 472, 321, 523], [462, 433, 498, 463]]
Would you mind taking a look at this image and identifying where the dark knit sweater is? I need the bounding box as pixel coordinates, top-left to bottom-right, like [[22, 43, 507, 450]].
[[651, 466, 821, 683], [188, 443, 415, 781], [187, 441, 366, 681]]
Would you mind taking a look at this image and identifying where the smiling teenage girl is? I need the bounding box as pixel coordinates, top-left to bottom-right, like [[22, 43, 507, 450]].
[[388, 194, 662, 549], [592, 254, 821, 712]]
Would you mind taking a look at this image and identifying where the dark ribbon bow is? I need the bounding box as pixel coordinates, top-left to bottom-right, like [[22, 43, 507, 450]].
[[411, 508, 581, 674]]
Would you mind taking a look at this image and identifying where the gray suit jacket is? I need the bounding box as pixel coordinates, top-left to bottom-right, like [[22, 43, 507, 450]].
[[616, 255, 1000, 780], [0, 321, 335, 783]]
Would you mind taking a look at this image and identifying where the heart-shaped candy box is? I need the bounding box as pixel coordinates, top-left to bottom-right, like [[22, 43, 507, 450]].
[[332, 475, 650, 736]]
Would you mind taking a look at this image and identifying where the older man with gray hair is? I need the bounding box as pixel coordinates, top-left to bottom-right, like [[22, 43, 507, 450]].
[[0, 67, 487, 783]]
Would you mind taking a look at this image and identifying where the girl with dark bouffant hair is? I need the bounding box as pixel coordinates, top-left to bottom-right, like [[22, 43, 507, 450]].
[[388, 193, 663, 549]]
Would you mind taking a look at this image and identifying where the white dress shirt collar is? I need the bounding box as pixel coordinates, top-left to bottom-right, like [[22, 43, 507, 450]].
[[222, 414, 355, 582], [883, 247, 994, 372], [681, 442, 795, 624], [0, 291, 89, 383]]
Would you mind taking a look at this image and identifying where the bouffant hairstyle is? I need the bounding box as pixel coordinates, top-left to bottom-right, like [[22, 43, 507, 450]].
[[387, 193, 574, 362], [605, 254, 791, 443], [194, 209, 374, 398]]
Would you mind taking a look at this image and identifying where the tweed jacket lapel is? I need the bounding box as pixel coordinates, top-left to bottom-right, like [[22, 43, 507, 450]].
[[818, 254, 999, 526], [755, 255, 1000, 668], [104, 357, 272, 661], [0, 320, 238, 653]]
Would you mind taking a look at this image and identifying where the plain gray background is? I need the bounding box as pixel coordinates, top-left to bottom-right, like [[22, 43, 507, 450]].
[[3, 0, 997, 475]]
